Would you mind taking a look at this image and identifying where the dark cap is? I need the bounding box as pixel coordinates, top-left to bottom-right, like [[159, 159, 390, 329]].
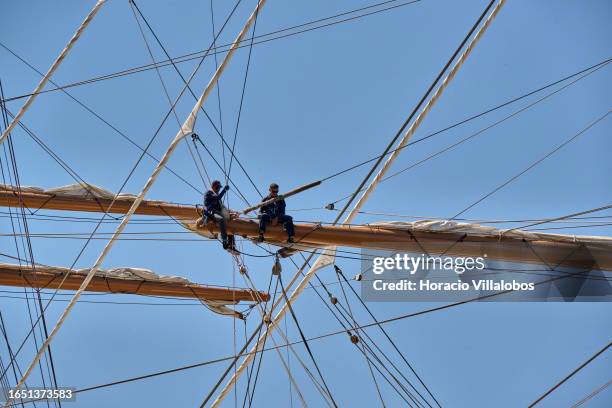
[[212, 180, 222, 188], [269, 183, 279, 190]]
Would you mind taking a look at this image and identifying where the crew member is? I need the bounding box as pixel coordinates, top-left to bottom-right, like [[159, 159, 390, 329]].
[[258, 183, 295, 243], [203, 180, 232, 249]]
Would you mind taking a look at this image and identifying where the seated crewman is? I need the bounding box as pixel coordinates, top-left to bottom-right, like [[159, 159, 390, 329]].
[[258, 183, 295, 243], [203, 180, 232, 250]]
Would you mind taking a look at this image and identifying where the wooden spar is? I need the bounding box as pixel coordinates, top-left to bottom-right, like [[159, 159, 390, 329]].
[[0, 263, 269, 302], [1, 188, 611, 271], [215, 219, 612, 271], [0, 189, 198, 218], [241, 180, 322, 214]]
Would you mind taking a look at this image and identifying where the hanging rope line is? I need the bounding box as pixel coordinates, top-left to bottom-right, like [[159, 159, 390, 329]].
[[286, 253, 431, 407], [3, 0, 267, 403], [447, 110, 610, 222], [128, 0, 210, 189], [37, 261, 596, 403], [277, 273, 339, 408], [319, 58, 610, 203], [4, 208, 611, 227], [0, 41, 204, 195], [0, 0, 107, 146], [200, 266, 313, 408], [226, 0, 260, 189], [329, 270, 389, 407], [335, 265, 442, 408], [0, 311, 29, 408], [1, 80, 61, 408], [528, 341, 611, 407], [505, 204, 612, 234], [0, 10, 251, 376], [356, 61, 609, 196], [228, 252, 288, 407], [0, 0, 424, 105], [249, 239, 426, 406], [129, 0, 233, 188], [332, 266, 386, 407], [238, 270, 315, 408], [241, 271, 279, 407], [1, 1, 608, 406], [126, 0, 268, 199], [569, 380, 612, 408], [3, 108, 122, 218], [210, 3, 509, 402], [209, 0, 227, 176], [191, 133, 251, 206]]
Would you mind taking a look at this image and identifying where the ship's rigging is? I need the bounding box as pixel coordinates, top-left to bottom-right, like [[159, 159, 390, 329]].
[[0, 0, 610, 407]]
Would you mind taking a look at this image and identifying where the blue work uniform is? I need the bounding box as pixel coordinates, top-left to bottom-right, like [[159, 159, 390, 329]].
[[259, 194, 295, 238], [204, 188, 228, 244]]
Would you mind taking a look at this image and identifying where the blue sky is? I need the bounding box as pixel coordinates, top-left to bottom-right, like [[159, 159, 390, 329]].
[[0, 0, 611, 407]]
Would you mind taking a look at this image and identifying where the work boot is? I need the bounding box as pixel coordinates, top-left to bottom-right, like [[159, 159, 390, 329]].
[[222, 240, 229, 250], [287, 236, 295, 244], [257, 233, 265, 243]]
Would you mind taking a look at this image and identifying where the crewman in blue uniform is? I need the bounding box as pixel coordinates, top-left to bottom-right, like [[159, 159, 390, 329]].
[[203, 180, 232, 249], [258, 183, 295, 243]]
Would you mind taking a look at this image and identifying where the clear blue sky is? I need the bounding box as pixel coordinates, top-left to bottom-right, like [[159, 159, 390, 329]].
[[0, 0, 611, 407]]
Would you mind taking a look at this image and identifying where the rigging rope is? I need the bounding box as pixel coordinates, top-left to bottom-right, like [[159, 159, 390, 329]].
[[0, 0, 107, 146], [0, 0, 423, 105], [1, 80, 60, 408], [335, 265, 437, 407], [528, 341, 611, 407], [23, 264, 595, 403], [129, 0, 263, 199], [226, 1, 260, 190], [0, 312, 27, 407], [320, 58, 610, 204], [277, 273, 339, 408], [209, 0, 227, 176], [129, 0, 233, 191], [241, 270, 278, 407], [505, 204, 612, 234], [4, 108, 123, 218], [191, 134, 251, 206], [0, 42, 205, 196], [570, 380, 612, 408], [210, 1, 506, 405], [279, 44, 611, 403], [128, 0, 211, 190], [327, 60, 610, 206], [1, 2, 248, 368], [288, 253, 430, 407], [247, 241, 427, 406], [447, 110, 610, 222], [3, 1, 268, 404]]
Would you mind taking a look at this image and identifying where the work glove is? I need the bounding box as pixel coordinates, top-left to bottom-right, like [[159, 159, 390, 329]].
[[223, 185, 230, 192]]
